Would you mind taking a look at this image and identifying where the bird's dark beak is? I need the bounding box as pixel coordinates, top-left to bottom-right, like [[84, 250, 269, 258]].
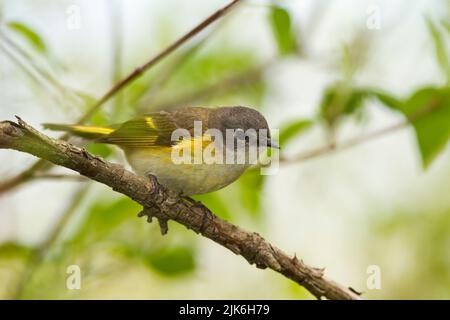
[[267, 139, 280, 149]]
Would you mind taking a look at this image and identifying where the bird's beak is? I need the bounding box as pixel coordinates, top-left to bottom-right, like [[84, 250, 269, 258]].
[[267, 139, 280, 149]]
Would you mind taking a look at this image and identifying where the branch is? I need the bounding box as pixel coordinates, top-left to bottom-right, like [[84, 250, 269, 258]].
[[0, 0, 242, 194], [0, 118, 361, 300]]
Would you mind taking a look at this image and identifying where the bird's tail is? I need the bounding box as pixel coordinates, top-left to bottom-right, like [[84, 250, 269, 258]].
[[42, 123, 115, 140]]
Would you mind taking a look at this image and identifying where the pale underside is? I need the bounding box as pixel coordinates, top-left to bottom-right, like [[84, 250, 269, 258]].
[[124, 138, 253, 195]]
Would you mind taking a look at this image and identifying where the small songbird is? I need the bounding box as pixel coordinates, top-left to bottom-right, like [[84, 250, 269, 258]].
[[44, 106, 278, 195]]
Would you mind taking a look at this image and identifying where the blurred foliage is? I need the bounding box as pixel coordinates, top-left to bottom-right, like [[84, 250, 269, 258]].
[[269, 5, 298, 56], [193, 192, 232, 221], [427, 18, 450, 83], [85, 143, 114, 159], [142, 246, 195, 276], [7, 21, 47, 54], [368, 206, 450, 299], [396, 87, 450, 168], [237, 169, 265, 218], [319, 82, 450, 168], [319, 84, 399, 127], [69, 197, 141, 246], [163, 49, 264, 105], [125, 48, 265, 117], [317, 19, 450, 167], [320, 83, 367, 127], [0, 242, 31, 260], [66, 196, 196, 277]]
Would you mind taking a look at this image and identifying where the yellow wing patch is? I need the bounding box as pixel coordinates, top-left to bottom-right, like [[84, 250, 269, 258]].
[[145, 117, 155, 129], [172, 134, 218, 162], [100, 113, 178, 148]]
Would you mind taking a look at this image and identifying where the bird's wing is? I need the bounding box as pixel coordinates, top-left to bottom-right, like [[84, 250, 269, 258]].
[[99, 112, 179, 148]]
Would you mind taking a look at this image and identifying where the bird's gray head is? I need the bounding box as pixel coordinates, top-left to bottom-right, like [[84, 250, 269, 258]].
[[210, 106, 278, 148]]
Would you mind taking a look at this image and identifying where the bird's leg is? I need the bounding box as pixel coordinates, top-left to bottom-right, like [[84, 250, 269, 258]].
[[137, 205, 168, 235], [137, 173, 169, 235]]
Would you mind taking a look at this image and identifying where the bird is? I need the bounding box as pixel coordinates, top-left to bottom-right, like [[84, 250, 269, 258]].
[[43, 106, 278, 196]]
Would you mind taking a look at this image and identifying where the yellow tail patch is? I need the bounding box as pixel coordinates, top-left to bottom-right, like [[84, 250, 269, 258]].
[[43, 123, 114, 139]]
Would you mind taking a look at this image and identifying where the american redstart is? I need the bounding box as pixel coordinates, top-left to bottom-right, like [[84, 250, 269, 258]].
[[44, 106, 278, 195]]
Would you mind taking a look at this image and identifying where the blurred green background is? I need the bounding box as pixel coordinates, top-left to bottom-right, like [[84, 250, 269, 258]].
[[0, 0, 450, 299]]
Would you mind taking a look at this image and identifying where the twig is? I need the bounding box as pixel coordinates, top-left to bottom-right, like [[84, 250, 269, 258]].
[[136, 14, 234, 113], [109, 0, 124, 117], [0, 41, 45, 88], [0, 0, 243, 194], [0, 28, 84, 108], [0, 118, 361, 300], [135, 38, 209, 113]]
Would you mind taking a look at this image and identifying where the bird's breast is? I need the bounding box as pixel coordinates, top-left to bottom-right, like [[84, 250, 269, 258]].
[[125, 145, 250, 195]]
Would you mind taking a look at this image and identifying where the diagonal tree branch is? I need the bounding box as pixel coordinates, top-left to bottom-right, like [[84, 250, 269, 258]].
[[0, 118, 361, 300]]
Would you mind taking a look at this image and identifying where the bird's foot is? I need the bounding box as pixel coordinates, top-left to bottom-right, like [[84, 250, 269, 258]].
[[138, 206, 169, 235]]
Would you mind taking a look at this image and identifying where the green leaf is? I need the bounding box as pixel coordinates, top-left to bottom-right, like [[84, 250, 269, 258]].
[[400, 87, 450, 168], [144, 246, 196, 276], [0, 242, 31, 259], [7, 21, 47, 54], [319, 86, 405, 126], [319, 84, 368, 126], [279, 119, 312, 146], [427, 19, 450, 81], [368, 89, 403, 110], [269, 6, 297, 56]]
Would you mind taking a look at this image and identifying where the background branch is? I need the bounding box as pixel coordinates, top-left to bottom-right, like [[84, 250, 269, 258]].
[[280, 121, 407, 165], [0, 118, 361, 300], [0, 28, 84, 108]]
